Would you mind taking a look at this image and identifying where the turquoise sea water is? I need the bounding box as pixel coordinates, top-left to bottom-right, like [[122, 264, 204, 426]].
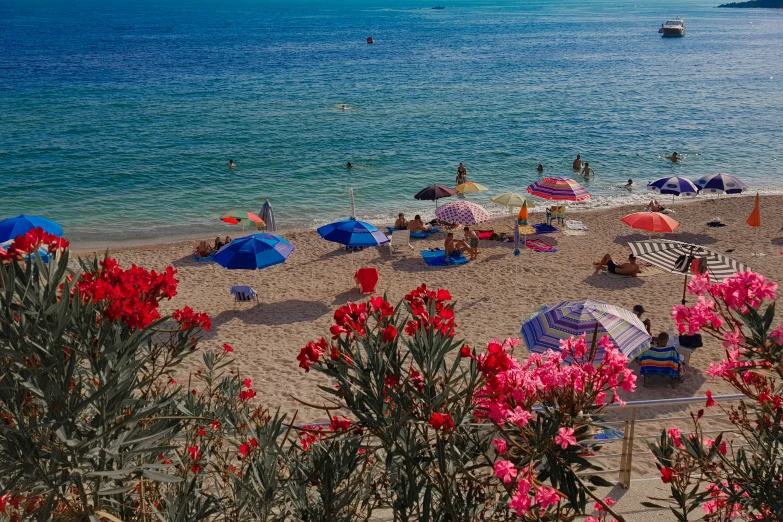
[[2, 0, 782, 243]]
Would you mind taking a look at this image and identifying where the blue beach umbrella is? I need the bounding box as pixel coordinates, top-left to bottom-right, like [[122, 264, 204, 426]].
[[0, 239, 51, 263], [317, 218, 390, 248], [694, 173, 746, 195], [646, 177, 699, 197], [213, 233, 294, 270], [521, 299, 651, 364], [0, 215, 63, 243]]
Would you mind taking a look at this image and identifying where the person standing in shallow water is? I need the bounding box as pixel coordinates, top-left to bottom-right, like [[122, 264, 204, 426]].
[[456, 162, 467, 185], [572, 154, 582, 170], [229, 159, 236, 169]]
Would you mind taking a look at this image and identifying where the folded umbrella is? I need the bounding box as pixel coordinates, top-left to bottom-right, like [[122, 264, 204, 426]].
[[261, 200, 277, 231]]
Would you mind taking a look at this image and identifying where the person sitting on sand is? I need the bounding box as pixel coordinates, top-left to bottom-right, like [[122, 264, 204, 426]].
[[537, 163, 544, 173], [633, 304, 652, 334], [346, 162, 353, 169], [229, 159, 236, 169], [445, 232, 472, 261], [224, 235, 232, 245], [593, 253, 640, 276], [214, 236, 224, 251], [407, 215, 430, 233], [647, 199, 665, 213], [656, 331, 672, 348], [394, 213, 408, 230], [463, 227, 479, 260], [582, 162, 595, 180], [665, 152, 682, 163], [572, 154, 583, 170]]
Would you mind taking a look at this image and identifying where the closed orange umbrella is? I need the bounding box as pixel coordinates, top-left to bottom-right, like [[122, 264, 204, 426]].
[[747, 193, 761, 227], [621, 212, 680, 233]]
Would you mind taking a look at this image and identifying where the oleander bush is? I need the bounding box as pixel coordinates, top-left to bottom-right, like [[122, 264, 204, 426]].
[[647, 272, 783, 522], [15, 227, 767, 522]]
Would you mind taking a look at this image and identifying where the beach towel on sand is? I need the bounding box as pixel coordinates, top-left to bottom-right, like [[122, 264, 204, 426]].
[[387, 226, 429, 238], [532, 223, 558, 235], [565, 220, 588, 231], [421, 249, 469, 266], [562, 229, 586, 237], [525, 239, 557, 252]]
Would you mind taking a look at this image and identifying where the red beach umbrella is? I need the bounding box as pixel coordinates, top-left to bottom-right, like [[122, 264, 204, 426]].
[[621, 212, 680, 233]]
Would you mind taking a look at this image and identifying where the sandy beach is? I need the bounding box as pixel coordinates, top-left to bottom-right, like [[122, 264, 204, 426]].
[[72, 194, 779, 422]]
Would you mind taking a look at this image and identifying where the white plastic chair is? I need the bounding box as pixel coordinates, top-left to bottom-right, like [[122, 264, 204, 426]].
[[387, 230, 414, 255]]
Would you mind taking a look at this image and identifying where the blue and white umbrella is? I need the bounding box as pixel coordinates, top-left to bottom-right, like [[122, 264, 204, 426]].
[[694, 173, 746, 195], [213, 233, 294, 270], [317, 218, 390, 248], [647, 177, 699, 197]]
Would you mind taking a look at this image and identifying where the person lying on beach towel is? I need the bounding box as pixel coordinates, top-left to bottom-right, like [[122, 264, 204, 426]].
[[593, 253, 640, 276]]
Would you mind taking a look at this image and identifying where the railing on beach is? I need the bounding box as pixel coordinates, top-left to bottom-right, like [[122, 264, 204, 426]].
[[584, 393, 746, 488]]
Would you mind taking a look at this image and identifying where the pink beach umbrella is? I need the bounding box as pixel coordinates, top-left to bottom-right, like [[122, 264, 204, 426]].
[[435, 201, 490, 226]]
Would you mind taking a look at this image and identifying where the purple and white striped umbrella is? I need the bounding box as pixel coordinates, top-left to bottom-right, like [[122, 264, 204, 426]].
[[647, 176, 699, 197], [694, 174, 746, 195], [435, 201, 490, 225]]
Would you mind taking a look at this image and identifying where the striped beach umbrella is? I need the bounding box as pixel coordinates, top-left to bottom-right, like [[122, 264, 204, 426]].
[[435, 201, 490, 226], [521, 299, 651, 364], [627, 239, 748, 283], [694, 173, 746, 195], [646, 177, 698, 197], [527, 177, 590, 202]]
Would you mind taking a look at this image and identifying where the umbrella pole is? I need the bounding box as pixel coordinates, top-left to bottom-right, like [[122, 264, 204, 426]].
[[681, 273, 688, 305]]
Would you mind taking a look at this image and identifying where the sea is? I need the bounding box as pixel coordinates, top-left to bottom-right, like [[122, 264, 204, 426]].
[[2, 0, 782, 244]]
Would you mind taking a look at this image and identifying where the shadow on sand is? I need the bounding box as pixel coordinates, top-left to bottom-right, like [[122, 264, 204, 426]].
[[206, 299, 331, 334], [583, 271, 645, 289]]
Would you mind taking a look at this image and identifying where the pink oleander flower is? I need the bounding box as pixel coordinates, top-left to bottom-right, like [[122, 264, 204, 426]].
[[594, 497, 615, 511], [509, 489, 531, 514], [706, 390, 715, 407], [493, 438, 507, 454], [667, 427, 682, 447], [535, 486, 560, 511], [507, 406, 532, 427], [494, 459, 518, 484], [722, 329, 744, 351], [555, 427, 577, 449]]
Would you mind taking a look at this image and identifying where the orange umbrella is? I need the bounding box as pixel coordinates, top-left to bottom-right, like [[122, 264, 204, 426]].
[[621, 212, 680, 233], [746, 193, 761, 228]]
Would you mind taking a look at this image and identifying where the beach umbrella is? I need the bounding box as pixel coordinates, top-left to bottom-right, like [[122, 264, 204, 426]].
[[0, 239, 51, 263], [222, 210, 264, 224], [492, 192, 536, 213], [521, 299, 651, 364], [414, 185, 456, 208], [621, 212, 680, 234], [646, 177, 699, 204], [695, 173, 746, 195], [260, 200, 276, 231], [628, 239, 749, 303], [527, 177, 590, 202], [0, 215, 63, 243], [435, 201, 490, 226], [747, 193, 761, 228], [317, 218, 390, 248], [455, 182, 489, 194], [213, 233, 294, 270]]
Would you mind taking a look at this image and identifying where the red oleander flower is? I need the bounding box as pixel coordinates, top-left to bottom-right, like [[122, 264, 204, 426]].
[[660, 467, 675, 483], [239, 443, 251, 456], [428, 412, 455, 431], [382, 324, 397, 342], [460, 345, 473, 358], [297, 338, 328, 372], [329, 416, 352, 432], [239, 389, 256, 401], [243, 378, 252, 388], [249, 438, 258, 447], [187, 446, 200, 460], [223, 343, 233, 352], [706, 390, 715, 407], [173, 306, 212, 331]]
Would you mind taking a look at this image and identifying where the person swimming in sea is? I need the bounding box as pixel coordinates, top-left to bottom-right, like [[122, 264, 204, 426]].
[[346, 162, 353, 169], [537, 163, 544, 173], [582, 162, 595, 180], [665, 151, 682, 163], [340, 104, 350, 110], [229, 159, 236, 169], [572, 154, 583, 170], [624, 179, 633, 189]]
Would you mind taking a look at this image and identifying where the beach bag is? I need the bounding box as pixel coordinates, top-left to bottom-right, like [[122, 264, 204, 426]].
[[691, 257, 708, 276], [678, 333, 703, 349]]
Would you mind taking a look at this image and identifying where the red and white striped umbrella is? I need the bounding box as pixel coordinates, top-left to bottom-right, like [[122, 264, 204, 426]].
[[435, 201, 490, 225]]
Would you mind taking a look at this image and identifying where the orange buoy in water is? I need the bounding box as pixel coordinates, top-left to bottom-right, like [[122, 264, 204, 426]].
[[366, 37, 374, 44]]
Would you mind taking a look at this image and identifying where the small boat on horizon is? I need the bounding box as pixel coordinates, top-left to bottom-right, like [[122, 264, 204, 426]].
[[432, 6, 445, 9], [659, 18, 686, 37]]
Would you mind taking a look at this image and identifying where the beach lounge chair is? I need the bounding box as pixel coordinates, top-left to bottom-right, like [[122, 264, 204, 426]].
[[231, 285, 258, 307], [638, 346, 682, 387], [387, 230, 414, 255], [354, 267, 379, 294]]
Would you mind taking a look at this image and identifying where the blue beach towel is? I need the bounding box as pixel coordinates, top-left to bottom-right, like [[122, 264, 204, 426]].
[[532, 223, 558, 235], [421, 249, 469, 266], [193, 253, 216, 263]]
